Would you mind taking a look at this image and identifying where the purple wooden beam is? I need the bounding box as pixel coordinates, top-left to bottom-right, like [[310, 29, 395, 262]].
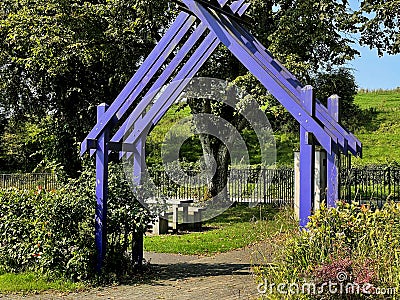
[[122, 36, 221, 147], [299, 86, 315, 228], [82, 1, 241, 155], [216, 12, 362, 156], [133, 129, 146, 186], [80, 12, 195, 155], [249, 33, 361, 155], [93, 0, 236, 149], [326, 95, 340, 207], [150, 2, 248, 127], [180, 0, 333, 153], [95, 103, 109, 273], [112, 0, 248, 149], [111, 23, 209, 143]]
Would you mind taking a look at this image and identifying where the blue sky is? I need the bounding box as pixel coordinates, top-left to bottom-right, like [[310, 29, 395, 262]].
[[346, 0, 399, 90], [348, 45, 400, 90]]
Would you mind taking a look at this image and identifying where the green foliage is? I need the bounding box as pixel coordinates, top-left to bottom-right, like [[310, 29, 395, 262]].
[[262, 0, 358, 80], [0, 162, 152, 280], [313, 68, 374, 132], [354, 0, 400, 55], [256, 202, 400, 299], [0, 114, 62, 173], [233, 73, 296, 133], [201, 0, 359, 81], [0, 0, 173, 176], [0, 186, 95, 280]]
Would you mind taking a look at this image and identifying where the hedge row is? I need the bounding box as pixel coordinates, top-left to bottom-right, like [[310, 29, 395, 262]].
[[0, 164, 151, 280]]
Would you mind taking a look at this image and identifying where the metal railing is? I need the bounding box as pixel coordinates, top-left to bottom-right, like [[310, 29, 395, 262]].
[[4, 165, 399, 209], [340, 166, 400, 207], [0, 173, 59, 190], [149, 167, 294, 205]]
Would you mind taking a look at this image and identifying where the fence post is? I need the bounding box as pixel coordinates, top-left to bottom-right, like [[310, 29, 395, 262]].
[[327, 95, 340, 207], [263, 168, 266, 204], [314, 150, 327, 212]]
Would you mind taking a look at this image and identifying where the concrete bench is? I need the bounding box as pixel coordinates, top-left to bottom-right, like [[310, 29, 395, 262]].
[[187, 207, 206, 231], [149, 199, 206, 234], [171, 199, 193, 232], [151, 211, 173, 235]]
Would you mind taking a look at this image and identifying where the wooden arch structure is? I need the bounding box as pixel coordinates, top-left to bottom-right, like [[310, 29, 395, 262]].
[[81, 0, 362, 271]]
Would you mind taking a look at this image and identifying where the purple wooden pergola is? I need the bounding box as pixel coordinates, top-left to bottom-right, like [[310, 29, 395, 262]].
[[80, 0, 362, 271]]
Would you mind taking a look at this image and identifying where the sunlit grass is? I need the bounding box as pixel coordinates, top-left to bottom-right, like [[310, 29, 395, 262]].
[[144, 204, 296, 255], [353, 89, 400, 165], [0, 272, 85, 294]]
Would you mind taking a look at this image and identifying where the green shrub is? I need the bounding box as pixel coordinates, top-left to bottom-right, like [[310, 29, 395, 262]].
[[0, 163, 152, 280], [0, 186, 94, 280], [256, 202, 400, 299]]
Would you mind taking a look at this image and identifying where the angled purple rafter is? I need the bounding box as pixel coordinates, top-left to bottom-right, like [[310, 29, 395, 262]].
[[81, 0, 362, 271], [112, 0, 249, 152], [80, 12, 196, 155], [233, 26, 362, 156], [224, 17, 362, 156], [176, 0, 334, 152]]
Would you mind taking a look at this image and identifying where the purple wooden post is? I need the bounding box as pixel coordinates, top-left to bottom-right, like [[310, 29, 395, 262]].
[[131, 115, 147, 266], [327, 95, 340, 207], [133, 125, 146, 186], [132, 122, 146, 267], [95, 103, 109, 273], [299, 86, 315, 228]]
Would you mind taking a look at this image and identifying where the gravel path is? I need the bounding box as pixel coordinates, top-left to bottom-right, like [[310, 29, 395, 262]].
[[3, 243, 269, 300]]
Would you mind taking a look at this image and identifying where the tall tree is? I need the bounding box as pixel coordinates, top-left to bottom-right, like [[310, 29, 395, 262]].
[[191, 0, 359, 198], [0, 0, 172, 175], [354, 0, 400, 55]]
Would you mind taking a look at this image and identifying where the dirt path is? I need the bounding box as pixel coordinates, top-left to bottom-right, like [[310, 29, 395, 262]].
[[3, 243, 269, 300]]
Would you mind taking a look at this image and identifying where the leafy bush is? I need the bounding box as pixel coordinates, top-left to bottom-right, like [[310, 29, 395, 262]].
[[0, 163, 152, 280], [257, 202, 400, 299]]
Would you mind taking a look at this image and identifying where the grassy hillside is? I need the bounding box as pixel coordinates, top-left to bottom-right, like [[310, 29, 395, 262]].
[[145, 103, 297, 167], [145, 89, 400, 167], [352, 89, 400, 165]]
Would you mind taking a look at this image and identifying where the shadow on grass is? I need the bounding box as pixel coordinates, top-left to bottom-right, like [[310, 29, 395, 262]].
[[204, 203, 281, 225]]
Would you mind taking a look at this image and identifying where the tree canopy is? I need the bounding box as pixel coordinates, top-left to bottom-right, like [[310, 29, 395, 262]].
[[355, 0, 400, 55], [0, 0, 396, 175], [0, 0, 173, 175]]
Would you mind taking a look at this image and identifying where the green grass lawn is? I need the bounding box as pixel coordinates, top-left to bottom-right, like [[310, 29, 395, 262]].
[[146, 90, 400, 167], [352, 89, 400, 165], [144, 204, 296, 255], [0, 272, 85, 294]]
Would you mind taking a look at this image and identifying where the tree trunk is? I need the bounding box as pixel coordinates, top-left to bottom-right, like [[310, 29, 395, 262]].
[[199, 133, 230, 201]]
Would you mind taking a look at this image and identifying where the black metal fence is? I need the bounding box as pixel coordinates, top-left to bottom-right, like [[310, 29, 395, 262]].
[[149, 167, 294, 205], [3, 165, 400, 208], [0, 173, 59, 190], [340, 166, 400, 207]]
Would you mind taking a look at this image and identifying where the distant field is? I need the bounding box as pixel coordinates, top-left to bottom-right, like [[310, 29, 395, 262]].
[[353, 89, 400, 165]]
